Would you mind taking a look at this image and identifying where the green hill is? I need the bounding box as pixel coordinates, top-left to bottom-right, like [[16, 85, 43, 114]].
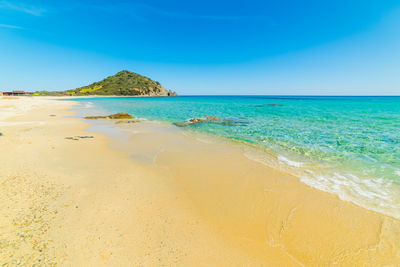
[[35, 70, 177, 96]]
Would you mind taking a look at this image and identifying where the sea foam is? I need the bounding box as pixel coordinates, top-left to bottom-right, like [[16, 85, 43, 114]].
[[300, 172, 400, 219], [277, 155, 304, 168]]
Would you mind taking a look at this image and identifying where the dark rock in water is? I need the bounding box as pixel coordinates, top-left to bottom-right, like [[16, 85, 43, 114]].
[[202, 116, 219, 120], [188, 116, 219, 124], [173, 116, 248, 127], [173, 121, 191, 127], [84, 113, 133, 120], [175, 116, 220, 126], [218, 118, 249, 126], [115, 119, 142, 124], [189, 118, 205, 124], [253, 104, 283, 107], [108, 113, 133, 119]]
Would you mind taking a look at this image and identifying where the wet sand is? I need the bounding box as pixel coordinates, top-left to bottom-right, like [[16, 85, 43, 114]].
[[1, 97, 399, 266]]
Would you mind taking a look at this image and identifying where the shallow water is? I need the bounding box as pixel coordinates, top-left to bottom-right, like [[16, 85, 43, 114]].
[[69, 96, 400, 218]]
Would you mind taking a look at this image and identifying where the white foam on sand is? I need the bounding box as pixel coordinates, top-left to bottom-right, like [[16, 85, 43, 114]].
[[277, 155, 304, 168], [242, 144, 400, 220], [300, 172, 400, 220]]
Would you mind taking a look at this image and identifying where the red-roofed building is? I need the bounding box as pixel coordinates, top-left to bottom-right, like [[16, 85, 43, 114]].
[[2, 90, 31, 96]]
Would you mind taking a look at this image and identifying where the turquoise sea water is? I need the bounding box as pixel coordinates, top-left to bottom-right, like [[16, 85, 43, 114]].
[[72, 96, 400, 218]]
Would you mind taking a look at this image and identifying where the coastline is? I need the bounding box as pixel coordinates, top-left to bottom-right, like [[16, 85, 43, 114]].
[[1, 96, 399, 265], [70, 95, 400, 220]]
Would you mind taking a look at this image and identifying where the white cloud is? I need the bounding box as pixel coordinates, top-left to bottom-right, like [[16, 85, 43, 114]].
[[0, 23, 22, 29], [0, 1, 46, 16], [88, 2, 267, 22]]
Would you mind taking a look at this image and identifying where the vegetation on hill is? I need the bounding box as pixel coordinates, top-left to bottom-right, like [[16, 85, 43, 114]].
[[34, 70, 177, 96]]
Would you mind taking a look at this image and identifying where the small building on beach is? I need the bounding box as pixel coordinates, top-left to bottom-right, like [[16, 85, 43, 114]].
[[2, 90, 31, 96]]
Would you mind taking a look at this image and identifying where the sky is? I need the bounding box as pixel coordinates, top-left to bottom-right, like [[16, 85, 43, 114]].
[[0, 0, 400, 95]]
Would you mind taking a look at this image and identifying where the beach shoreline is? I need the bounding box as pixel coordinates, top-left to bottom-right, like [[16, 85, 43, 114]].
[[1, 96, 399, 266]]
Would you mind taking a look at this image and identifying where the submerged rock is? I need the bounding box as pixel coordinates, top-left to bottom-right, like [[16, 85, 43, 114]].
[[253, 104, 283, 107], [173, 121, 191, 127], [84, 113, 133, 120], [189, 118, 204, 124], [188, 116, 220, 124], [108, 113, 133, 119], [216, 118, 249, 126], [202, 116, 219, 120], [173, 116, 248, 127], [115, 119, 142, 124]]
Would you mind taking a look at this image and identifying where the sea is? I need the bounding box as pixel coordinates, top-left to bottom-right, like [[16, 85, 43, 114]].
[[71, 95, 400, 219]]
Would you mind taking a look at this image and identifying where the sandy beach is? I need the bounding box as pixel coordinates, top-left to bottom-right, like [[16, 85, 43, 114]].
[[1, 96, 400, 266]]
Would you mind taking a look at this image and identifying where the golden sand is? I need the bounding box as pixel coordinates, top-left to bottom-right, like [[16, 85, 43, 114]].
[[0, 97, 399, 266]]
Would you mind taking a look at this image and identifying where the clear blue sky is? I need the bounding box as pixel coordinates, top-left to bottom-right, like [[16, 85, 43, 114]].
[[1, 0, 399, 95]]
